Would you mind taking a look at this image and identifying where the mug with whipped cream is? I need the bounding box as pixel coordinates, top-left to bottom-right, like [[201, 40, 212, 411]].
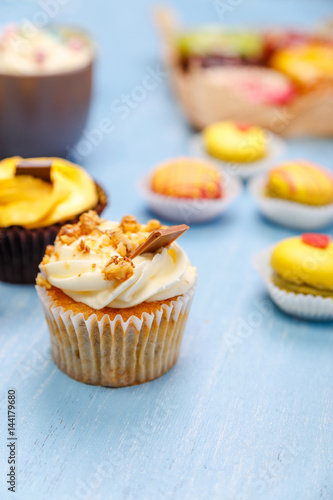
[[36, 211, 197, 387], [0, 24, 95, 157]]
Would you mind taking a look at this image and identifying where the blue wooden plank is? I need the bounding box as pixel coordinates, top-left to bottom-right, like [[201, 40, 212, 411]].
[[0, 1, 333, 499]]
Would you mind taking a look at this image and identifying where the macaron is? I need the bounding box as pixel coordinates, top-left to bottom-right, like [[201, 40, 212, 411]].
[[139, 157, 242, 223], [271, 234, 333, 297], [203, 121, 267, 163], [266, 160, 333, 206], [151, 157, 223, 199]]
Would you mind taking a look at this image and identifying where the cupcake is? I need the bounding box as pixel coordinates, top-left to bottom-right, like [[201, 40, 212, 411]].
[[253, 233, 333, 320], [0, 24, 94, 157], [191, 119, 285, 180], [249, 160, 333, 229], [138, 157, 242, 223], [0, 157, 107, 283], [36, 211, 197, 387]]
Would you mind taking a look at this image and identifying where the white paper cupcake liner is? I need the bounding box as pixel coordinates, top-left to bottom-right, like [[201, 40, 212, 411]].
[[249, 175, 333, 230], [252, 246, 333, 320], [189, 131, 285, 180], [36, 283, 196, 387], [137, 173, 242, 224]]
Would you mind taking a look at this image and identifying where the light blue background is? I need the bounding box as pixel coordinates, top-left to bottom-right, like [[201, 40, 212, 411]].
[[0, 1, 333, 499]]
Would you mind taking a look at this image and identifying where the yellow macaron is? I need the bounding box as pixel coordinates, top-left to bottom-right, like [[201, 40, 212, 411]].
[[203, 121, 267, 163], [271, 234, 333, 296], [266, 160, 333, 206]]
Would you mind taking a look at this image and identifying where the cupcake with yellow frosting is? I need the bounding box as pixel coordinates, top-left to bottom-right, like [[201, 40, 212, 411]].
[[249, 160, 333, 229], [0, 157, 107, 283], [253, 234, 333, 320], [36, 211, 197, 387]]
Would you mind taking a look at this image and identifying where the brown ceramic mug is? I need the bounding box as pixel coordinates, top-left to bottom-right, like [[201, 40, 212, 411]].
[[0, 27, 94, 158]]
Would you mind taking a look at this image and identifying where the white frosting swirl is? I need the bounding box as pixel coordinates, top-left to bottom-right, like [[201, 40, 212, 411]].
[[41, 221, 197, 309], [0, 25, 93, 75]]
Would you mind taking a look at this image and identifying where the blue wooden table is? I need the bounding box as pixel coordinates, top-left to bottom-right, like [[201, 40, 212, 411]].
[[1, 1, 333, 499]]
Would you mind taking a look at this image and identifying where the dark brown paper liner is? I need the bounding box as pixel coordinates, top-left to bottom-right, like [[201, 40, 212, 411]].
[[0, 183, 107, 284]]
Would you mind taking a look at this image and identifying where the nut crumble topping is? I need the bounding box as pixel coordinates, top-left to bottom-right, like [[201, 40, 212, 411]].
[[103, 256, 134, 281], [144, 219, 162, 232], [120, 215, 141, 233], [41, 212, 167, 282], [116, 242, 127, 257], [45, 245, 54, 256], [77, 239, 90, 254], [36, 274, 51, 289], [60, 234, 76, 245]]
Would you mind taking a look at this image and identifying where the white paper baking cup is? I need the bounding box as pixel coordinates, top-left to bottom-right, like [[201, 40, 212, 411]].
[[249, 175, 333, 230], [36, 283, 196, 387], [252, 246, 333, 320], [189, 131, 285, 180], [137, 174, 242, 224]]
